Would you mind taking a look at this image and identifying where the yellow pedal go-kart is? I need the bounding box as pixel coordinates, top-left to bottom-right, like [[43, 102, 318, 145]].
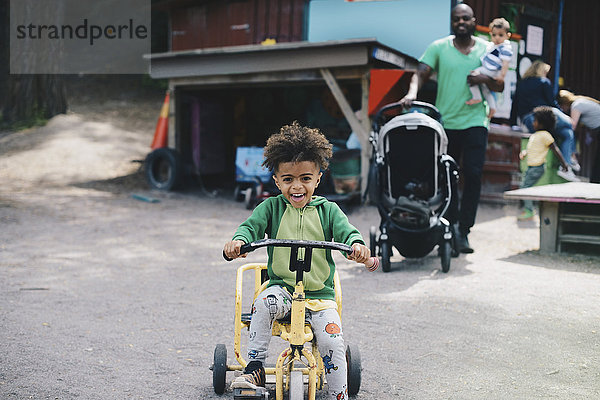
[[214, 239, 375, 400]]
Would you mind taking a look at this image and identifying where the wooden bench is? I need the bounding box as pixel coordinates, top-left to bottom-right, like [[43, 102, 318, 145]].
[[504, 182, 600, 253]]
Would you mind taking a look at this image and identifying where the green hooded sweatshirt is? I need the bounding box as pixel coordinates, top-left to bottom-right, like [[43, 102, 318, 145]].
[[232, 194, 365, 300]]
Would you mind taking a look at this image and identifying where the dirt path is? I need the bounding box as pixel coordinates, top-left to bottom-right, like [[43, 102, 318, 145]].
[[1, 96, 599, 399]]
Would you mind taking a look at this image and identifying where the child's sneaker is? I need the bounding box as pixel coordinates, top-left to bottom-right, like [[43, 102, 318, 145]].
[[231, 362, 265, 390], [518, 209, 536, 220], [557, 167, 580, 182]]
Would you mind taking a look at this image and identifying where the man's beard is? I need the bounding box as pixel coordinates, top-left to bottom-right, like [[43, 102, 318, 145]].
[[454, 26, 475, 39]]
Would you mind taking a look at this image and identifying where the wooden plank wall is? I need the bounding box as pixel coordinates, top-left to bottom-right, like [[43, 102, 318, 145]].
[[560, 0, 600, 99], [170, 0, 307, 51], [466, 0, 599, 99]]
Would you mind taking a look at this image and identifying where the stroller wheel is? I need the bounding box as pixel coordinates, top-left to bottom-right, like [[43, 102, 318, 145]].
[[369, 226, 377, 257], [440, 240, 452, 273], [380, 241, 391, 273]]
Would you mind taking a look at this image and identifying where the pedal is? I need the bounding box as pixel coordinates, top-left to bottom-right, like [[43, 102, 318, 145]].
[[233, 387, 269, 400]]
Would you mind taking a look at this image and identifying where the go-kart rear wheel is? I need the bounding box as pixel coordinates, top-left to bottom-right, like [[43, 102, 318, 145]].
[[346, 344, 362, 396], [212, 344, 227, 394], [369, 226, 377, 257], [440, 240, 451, 273], [289, 370, 304, 400], [380, 241, 391, 273]]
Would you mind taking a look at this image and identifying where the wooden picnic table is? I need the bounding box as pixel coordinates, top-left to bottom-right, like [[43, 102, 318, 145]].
[[504, 182, 600, 253]]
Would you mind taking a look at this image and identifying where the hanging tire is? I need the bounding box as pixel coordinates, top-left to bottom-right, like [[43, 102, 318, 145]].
[[212, 344, 227, 394], [381, 240, 391, 273], [369, 226, 377, 257], [346, 344, 362, 396], [144, 148, 182, 191], [440, 240, 451, 273], [289, 370, 304, 400]]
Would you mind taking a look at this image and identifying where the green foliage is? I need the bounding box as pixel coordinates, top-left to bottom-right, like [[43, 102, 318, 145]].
[[1, 111, 48, 131], [141, 74, 168, 90], [500, 3, 522, 34]]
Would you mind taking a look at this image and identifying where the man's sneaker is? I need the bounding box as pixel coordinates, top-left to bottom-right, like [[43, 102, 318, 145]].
[[518, 209, 536, 220], [557, 167, 580, 182], [230, 362, 265, 390]]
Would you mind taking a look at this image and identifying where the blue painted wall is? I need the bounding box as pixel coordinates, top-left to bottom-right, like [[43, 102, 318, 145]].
[[308, 0, 451, 60]]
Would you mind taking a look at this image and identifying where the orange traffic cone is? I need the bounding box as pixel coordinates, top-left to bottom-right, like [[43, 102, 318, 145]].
[[151, 91, 170, 149]]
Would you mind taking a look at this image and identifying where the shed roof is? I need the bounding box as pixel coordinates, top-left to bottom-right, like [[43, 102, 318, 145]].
[[146, 38, 418, 81]]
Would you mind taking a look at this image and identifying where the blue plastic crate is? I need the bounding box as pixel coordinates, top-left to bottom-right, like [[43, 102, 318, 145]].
[[235, 147, 272, 183]]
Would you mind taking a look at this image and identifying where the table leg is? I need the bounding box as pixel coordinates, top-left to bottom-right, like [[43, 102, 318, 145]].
[[539, 201, 559, 253]]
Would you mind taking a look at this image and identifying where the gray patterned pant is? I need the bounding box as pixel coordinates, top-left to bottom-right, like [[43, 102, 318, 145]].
[[247, 285, 348, 399]]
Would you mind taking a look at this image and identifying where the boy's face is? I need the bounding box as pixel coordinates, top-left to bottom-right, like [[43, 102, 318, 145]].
[[532, 118, 541, 131], [273, 161, 322, 209], [490, 27, 510, 45]]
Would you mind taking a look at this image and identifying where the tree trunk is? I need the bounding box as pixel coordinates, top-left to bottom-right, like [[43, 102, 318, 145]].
[[0, 0, 67, 125]]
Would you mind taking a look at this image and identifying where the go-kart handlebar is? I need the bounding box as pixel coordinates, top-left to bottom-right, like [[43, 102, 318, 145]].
[[223, 238, 379, 272], [223, 239, 353, 261]]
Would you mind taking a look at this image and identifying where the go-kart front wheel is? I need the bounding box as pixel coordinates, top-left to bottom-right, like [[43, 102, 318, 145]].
[[289, 370, 304, 400], [346, 344, 362, 396], [212, 344, 227, 394]]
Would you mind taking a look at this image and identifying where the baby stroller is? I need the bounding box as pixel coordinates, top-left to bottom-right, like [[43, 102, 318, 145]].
[[367, 101, 459, 273]]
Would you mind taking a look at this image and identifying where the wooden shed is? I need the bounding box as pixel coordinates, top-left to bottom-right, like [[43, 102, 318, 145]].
[[146, 38, 418, 193]]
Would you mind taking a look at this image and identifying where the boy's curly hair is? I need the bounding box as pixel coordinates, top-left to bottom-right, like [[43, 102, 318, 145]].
[[262, 121, 333, 172], [532, 106, 556, 132]]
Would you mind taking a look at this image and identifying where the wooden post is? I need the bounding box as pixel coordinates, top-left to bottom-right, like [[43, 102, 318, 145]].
[[319, 68, 370, 197], [360, 72, 371, 198], [168, 80, 176, 149]]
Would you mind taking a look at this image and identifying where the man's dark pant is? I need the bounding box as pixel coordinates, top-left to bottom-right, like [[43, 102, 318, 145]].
[[445, 126, 488, 234]]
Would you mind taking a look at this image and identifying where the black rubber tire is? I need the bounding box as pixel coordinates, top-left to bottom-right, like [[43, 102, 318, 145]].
[[144, 148, 182, 191], [440, 240, 452, 273], [212, 344, 227, 394], [233, 185, 242, 202], [289, 370, 304, 400], [367, 161, 380, 204], [346, 344, 362, 396], [244, 187, 256, 210], [381, 241, 391, 273], [369, 226, 377, 257]]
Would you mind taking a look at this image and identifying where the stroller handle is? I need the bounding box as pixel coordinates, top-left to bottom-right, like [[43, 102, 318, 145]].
[[372, 101, 442, 131]]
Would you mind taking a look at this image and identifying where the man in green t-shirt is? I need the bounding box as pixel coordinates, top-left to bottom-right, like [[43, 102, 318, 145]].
[[399, 3, 504, 253]]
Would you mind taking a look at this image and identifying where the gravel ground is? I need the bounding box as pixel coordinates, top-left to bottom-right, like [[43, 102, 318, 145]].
[[1, 95, 599, 399]]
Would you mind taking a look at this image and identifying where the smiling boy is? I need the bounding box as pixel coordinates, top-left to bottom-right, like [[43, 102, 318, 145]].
[[223, 121, 371, 399]]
